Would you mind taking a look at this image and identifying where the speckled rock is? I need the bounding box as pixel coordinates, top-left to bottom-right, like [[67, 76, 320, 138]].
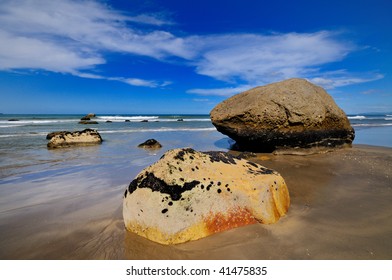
[[47, 129, 102, 148], [210, 78, 355, 152], [123, 148, 290, 244]]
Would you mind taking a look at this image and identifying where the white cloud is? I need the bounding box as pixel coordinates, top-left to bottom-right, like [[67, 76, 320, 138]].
[[0, 30, 104, 72], [73, 73, 169, 88], [187, 31, 353, 84], [308, 71, 384, 89], [121, 78, 159, 88], [185, 32, 384, 96]]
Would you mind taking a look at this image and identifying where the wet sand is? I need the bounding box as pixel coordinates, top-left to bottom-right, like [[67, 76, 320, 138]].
[[0, 145, 391, 259]]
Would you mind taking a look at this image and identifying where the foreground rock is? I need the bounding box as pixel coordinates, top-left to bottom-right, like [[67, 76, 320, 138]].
[[210, 78, 355, 152], [47, 129, 102, 148], [137, 139, 162, 149], [123, 148, 290, 244]]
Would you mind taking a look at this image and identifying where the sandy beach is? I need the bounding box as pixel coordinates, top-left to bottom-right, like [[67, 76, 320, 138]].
[[1, 142, 391, 260]]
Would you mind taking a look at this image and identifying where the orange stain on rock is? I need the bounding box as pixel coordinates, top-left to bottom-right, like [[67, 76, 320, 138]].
[[204, 207, 258, 234]]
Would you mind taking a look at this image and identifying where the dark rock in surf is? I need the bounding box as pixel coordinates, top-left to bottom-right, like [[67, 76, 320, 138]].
[[137, 139, 162, 149]]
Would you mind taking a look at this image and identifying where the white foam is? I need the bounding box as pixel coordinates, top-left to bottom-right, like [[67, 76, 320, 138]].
[[97, 116, 159, 122], [348, 115, 366, 120], [0, 119, 76, 125], [352, 123, 392, 127]]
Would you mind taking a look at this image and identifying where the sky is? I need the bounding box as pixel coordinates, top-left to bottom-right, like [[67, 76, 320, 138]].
[[0, 0, 391, 114]]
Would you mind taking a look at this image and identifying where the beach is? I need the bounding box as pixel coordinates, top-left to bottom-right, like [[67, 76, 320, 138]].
[[0, 114, 391, 259]]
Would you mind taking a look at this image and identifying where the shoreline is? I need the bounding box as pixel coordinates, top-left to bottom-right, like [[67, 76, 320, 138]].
[[1, 144, 391, 259]]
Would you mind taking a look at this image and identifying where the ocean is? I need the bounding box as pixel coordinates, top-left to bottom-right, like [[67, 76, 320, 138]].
[[0, 114, 222, 181], [0, 113, 391, 259], [1, 112, 390, 185]]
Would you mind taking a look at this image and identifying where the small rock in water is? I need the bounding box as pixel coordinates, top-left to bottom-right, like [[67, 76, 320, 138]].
[[47, 129, 103, 148], [137, 139, 162, 149]]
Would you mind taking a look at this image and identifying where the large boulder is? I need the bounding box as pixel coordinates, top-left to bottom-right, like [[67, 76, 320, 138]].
[[47, 129, 102, 148], [210, 78, 355, 152], [123, 148, 290, 244]]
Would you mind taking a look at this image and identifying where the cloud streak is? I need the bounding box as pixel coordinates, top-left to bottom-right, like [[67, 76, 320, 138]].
[[187, 85, 255, 97]]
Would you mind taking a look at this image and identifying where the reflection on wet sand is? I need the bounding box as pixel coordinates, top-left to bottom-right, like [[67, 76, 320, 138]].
[[1, 145, 391, 259]]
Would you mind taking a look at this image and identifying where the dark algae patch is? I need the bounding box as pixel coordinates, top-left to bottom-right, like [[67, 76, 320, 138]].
[[203, 151, 237, 164], [127, 172, 200, 201], [174, 148, 196, 161]]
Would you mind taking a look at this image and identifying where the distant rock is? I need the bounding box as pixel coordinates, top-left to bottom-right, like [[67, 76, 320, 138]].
[[47, 129, 102, 149], [80, 113, 96, 121], [140, 120, 149, 123], [78, 120, 99, 124], [85, 113, 96, 118], [137, 139, 162, 149], [210, 78, 355, 152], [8, 119, 19, 121], [123, 148, 290, 244], [106, 120, 112, 123], [125, 120, 130, 122], [177, 118, 184, 121]]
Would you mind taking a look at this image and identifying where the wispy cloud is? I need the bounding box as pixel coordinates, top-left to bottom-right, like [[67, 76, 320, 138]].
[[187, 32, 353, 83], [75, 72, 169, 88], [119, 78, 168, 88], [308, 71, 384, 89], [187, 85, 254, 97]]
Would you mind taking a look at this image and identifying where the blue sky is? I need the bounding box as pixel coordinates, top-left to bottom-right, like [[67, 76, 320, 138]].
[[0, 0, 391, 114]]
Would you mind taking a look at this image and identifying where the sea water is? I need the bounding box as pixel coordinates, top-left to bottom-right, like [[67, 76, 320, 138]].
[[0, 114, 226, 180], [1, 112, 390, 184]]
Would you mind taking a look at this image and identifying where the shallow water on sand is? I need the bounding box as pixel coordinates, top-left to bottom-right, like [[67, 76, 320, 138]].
[[0, 114, 391, 259], [1, 142, 391, 259]]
